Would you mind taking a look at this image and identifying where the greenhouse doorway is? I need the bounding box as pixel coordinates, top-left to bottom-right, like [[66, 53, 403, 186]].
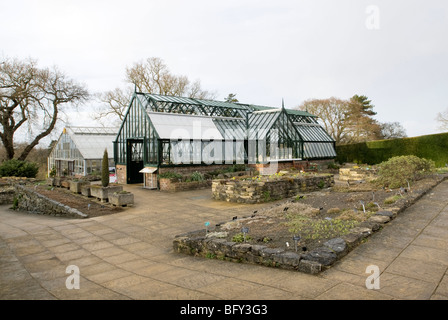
[[126, 139, 144, 184]]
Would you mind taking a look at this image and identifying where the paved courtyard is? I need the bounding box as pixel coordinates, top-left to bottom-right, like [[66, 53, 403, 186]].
[[1, 181, 448, 300]]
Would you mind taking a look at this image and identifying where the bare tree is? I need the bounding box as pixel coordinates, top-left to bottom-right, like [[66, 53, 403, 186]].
[[436, 108, 448, 131], [380, 122, 407, 139], [298, 97, 353, 145], [0, 57, 89, 160], [95, 57, 216, 124], [298, 96, 384, 145]]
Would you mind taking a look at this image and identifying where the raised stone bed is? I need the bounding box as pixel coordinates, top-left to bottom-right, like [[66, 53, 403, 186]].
[[212, 173, 334, 203], [13, 184, 88, 219], [173, 209, 395, 274], [0, 186, 15, 205], [159, 178, 211, 192]]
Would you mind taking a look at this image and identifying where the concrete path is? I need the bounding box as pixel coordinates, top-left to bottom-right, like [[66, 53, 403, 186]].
[[1, 180, 448, 300]]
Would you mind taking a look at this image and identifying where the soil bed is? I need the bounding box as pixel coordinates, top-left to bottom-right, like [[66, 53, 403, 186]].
[[188, 173, 446, 254], [33, 185, 123, 217]]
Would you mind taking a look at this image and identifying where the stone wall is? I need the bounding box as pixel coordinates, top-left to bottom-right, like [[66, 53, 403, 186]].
[[0, 177, 36, 205], [159, 178, 212, 192], [14, 185, 88, 219], [173, 209, 396, 274], [158, 164, 238, 176], [212, 174, 334, 204], [249, 159, 335, 175], [338, 167, 376, 182], [0, 187, 15, 205]]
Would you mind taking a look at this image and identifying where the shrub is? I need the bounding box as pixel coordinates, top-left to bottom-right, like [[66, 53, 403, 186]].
[[49, 167, 56, 178], [376, 155, 435, 188], [0, 159, 39, 178], [159, 171, 183, 180], [232, 233, 252, 243], [189, 171, 204, 182]]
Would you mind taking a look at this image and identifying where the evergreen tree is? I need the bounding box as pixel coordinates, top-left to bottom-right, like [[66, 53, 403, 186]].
[[101, 149, 109, 187]]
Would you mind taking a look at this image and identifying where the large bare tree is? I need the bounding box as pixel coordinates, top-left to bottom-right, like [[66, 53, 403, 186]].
[[298, 97, 353, 145], [0, 57, 89, 160], [94, 57, 216, 124], [380, 122, 407, 139], [436, 108, 448, 131], [298, 96, 384, 145]]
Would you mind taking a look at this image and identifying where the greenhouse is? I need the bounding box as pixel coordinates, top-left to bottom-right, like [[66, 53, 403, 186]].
[[48, 126, 118, 177], [113, 92, 336, 186]]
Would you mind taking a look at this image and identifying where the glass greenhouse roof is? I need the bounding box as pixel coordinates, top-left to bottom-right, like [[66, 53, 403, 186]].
[[147, 112, 223, 140], [65, 126, 118, 159]]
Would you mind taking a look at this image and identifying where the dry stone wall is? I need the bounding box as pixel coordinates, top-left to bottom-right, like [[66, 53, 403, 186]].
[[212, 174, 334, 203], [14, 185, 88, 219]]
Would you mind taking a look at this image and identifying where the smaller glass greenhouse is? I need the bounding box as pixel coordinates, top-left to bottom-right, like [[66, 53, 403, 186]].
[[48, 127, 118, 177]]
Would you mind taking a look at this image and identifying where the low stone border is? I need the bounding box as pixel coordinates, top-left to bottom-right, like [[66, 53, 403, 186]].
[[173, 210, 395, 274], [0, 187, 15, 205], [13, 184, 88, 219], [174, 174, 447, 274], [159, 178, 211, 192], [212, 174, 334, 204]]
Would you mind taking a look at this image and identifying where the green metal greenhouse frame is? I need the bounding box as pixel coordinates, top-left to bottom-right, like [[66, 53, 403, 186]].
[[113, 92, 336, 184]]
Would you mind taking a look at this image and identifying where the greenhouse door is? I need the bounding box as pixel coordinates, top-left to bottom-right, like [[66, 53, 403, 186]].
[[127, 139, 144, 184]]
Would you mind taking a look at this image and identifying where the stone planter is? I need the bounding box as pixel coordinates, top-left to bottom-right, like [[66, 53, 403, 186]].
[[61, 179, 70, 189], [47, 178, 55, 186], [90, 185, 123, 202], [70, 180, 90, 194], [53, 177, 67, 187], [81, 185, 91, 197], [109, 192, 134, 207]]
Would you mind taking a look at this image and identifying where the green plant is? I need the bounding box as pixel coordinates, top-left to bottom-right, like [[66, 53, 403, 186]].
[[189, 171, 204, 182], [376, 155, 435, 188], [205, 252, 216, 259], [327, 163, 340, 170], [232, 233, 252, 243], [0, 159, 39, 178], [262, 237, 271, 243], [11, 197, 19, 210], [49, 166, 56, 178], [159, 171, 183, 179], [318, 180, 325, 189], [101, 149, 109, 187], [384, 195, 401, 204], [262, 190, 271, 202]]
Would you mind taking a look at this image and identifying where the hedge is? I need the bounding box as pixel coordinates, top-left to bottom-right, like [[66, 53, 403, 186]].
[[335, 132, 448, 167]]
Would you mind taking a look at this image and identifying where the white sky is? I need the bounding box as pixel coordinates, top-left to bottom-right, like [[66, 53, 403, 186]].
[[2, 0, 448, 142]]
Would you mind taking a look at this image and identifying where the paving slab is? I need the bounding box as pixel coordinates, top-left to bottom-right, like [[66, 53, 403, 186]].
[[1, 179, 448, 301]]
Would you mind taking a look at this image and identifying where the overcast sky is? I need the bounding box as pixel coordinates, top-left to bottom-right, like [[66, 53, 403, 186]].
[[2, 0, 448, 141]]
